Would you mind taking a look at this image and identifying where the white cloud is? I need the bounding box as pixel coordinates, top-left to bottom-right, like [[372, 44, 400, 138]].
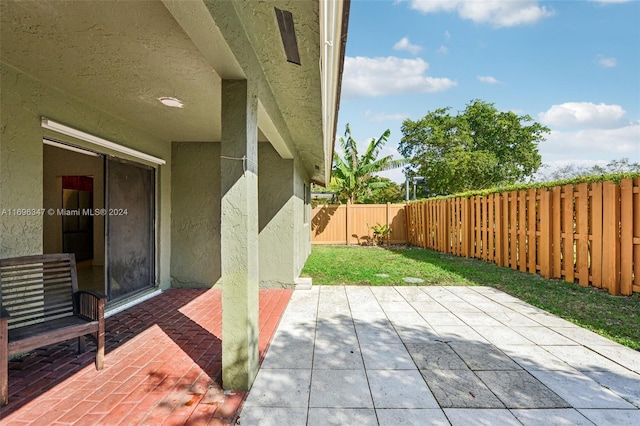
[[436, 45, 449, 54], [342, 56, 457, 99], [393, 37, 422, 55], [589, 0, 633, 3], [596, 55, 617, 68], [477, 75, 500, 84], [540, 125, 640, 163], [364, 110, 410, 122], [407, 0, 554, 27], [538, 102, 627, 129]]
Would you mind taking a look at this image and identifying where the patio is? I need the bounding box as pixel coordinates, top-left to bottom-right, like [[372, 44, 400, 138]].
[[240, 286, 640, 425], [1, 289, 292, 425], [2, 285, 639, 425]]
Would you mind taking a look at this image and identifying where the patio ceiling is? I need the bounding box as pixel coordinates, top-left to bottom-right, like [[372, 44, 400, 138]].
[[0, 0, 343, 183]]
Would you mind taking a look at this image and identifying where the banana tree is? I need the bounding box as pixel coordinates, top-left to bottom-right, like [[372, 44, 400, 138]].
[[332, 124, 407, 203]]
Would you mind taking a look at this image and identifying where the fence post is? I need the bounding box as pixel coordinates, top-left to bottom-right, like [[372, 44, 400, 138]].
[[620, 179, 633, 295], [602, 181, 621, 295]]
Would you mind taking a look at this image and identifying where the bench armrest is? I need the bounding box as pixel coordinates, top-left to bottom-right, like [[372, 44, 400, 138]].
[[75, 290, 107, 321], [0, 306, 9, 320]]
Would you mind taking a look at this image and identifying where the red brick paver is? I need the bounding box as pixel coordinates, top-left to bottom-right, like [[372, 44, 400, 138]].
[[0, 289, 293, 425]]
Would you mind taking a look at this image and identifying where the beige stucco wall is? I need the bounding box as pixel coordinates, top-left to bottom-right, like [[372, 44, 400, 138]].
[[170, 142, 221, 288], [259, 143, 311, 288], [169, 142, 312, 290], [0, 62, 172, 290]]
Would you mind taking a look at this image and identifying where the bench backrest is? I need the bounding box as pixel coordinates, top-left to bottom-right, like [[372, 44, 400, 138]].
[[0, 253, 78, 330]]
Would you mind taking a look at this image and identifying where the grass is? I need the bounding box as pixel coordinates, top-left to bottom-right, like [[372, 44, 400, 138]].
[[302, 245, 640, 350]]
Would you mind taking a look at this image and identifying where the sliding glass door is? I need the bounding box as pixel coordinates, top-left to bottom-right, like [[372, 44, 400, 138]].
[[106, 158, 155, 302]]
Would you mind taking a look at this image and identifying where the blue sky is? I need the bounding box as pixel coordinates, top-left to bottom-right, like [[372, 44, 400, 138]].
[[336, 0, 640, 183]]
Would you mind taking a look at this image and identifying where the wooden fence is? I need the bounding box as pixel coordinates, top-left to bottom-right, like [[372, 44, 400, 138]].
[[311, 203, 407, 245], [406, 178, 640, 295]]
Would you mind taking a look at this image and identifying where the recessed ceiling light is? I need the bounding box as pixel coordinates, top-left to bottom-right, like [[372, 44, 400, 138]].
[[158, 97, 184, 108]]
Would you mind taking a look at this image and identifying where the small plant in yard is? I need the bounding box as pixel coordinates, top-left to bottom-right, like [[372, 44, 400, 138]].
[[370, 223, 392, 246], [302, 245, 640, 350]]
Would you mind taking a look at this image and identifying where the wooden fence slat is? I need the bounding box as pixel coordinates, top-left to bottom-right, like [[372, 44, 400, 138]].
[[528, 188, 537, 273], [502, 192, 510, 268], [620, 179, 633, 295], [634, 178, 640, 293], [576, 183, 589, 287], [602, 181, 621, 295], [495, 194, 503, 266], [510, 191, 518, 270], [488, 194, 495, 264], [539, 189, 552, 278], [591, 182, 603, 288], [563, 185, 575, 283], [552, 186, 562, 278], [518, 190, 527, 272]]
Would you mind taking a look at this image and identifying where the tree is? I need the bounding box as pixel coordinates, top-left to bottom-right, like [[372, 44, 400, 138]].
[[399, 100, 549, 195], [332, 125, 406, 203], [360, 177, 405, 204], [537, 158, 640, 182]]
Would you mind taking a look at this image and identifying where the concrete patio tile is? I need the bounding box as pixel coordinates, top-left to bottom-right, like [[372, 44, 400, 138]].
[[511, 326, 577, 346], [421, 312, 467, 326], [583, 370, 640, 408], [444, 408, 521, 425], [307, 408, 377, 426], [526, 312, 575, 328], [379, 300, 415, 312], [499, 345, 574, 371], [376, 408, 450, 425], [543, 345, 631, 373], [367, 369, 439, 408], [588, 345, 640, 374], [510, 409, 592, 425], [396, 286, 436, 302], [395, 325, 442, 344], [577, 409, 640, 425], [385, 310, 429, 326], [421, 286, 464, 301], [355, 324, 404, 345], [488, 311, 540, 327], [371, 287, 405, 302], [271, 326, 316, 345], [410, 300, 450, 313], [360, 342, 416, 370], [550, 326, 620, 346], [238, 407, 308, 426], [469, 301, 514, 313], [471, 326, 535, 347], [405, 342, 468, 370], [243, 368, 311, 408], [260, 342, 313, 369], [420, 369, 504, 408], [431, 325, 490, 344], [500, 302, 549, 315], [439, 302, 482, 313], [309, 369, 373, 408], [475, 370, 570, 408], [454, 312, 504, 327], [448, 342, 521, 370], [529, 369, 637, 409], [313, 343, 364, 370]]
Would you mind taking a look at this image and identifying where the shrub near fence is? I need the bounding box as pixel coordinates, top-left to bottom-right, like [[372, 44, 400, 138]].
[[311, 203, 407, 245], [406, 178, 640, 295]]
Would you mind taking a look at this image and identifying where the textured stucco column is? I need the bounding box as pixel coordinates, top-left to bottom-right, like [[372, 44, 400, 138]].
[[220, 80, 259, 390]]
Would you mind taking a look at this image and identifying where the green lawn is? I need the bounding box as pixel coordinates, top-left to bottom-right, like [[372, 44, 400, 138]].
[[302, 245, 640, 350]]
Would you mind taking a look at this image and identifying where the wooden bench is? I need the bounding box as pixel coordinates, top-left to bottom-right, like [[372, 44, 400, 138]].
[[0, 253, 107, 406]]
